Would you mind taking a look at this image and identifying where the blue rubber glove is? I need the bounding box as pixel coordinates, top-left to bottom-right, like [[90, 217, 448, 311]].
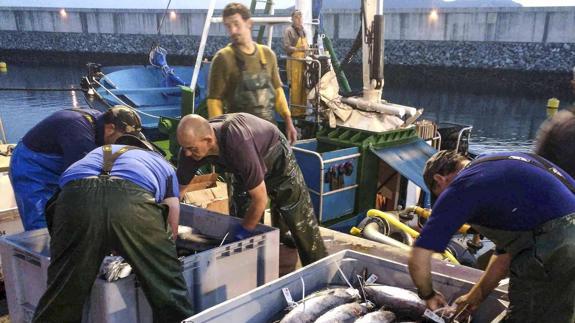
[[234, 224, 255, 241]]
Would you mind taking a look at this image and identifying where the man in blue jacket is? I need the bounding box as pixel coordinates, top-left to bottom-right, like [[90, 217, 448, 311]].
[[33, 134, 194, 323], [9, 105, 142, 230], [408, 150, 575, 322]]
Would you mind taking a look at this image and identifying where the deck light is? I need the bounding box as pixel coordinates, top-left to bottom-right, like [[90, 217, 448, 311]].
[[60, 9, 67, 18], [429, 9, 438, 23], [170, 11, 177, 20]]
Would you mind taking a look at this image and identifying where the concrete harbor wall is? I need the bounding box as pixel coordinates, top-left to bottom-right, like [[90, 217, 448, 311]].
[[0, 6, 574, 72], [1, 6, 574, 43], [0, 6, 574, 98]]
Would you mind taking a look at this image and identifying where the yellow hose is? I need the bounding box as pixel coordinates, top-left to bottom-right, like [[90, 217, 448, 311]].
[[406, 206, 471, 235], [367, 209, 460, 265]]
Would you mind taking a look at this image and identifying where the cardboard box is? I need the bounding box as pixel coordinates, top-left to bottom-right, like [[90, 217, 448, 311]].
[[182, 174, 229, 215]]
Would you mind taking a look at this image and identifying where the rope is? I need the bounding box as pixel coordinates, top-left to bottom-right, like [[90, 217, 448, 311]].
[[157, 0, 173, 36], [92, 79, 161, 120], [0, 87, 83, 91]]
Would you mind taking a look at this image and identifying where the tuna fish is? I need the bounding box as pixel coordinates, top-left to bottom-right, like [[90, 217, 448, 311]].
[[279, 288, 359, 323], [363, 285, 426, 320], [355, 310, 396, 323], [176, 225, 221, 256], [314, 302, 371, 323]]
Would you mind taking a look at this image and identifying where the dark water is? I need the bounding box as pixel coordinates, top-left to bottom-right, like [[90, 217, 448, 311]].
[[0, 64, 551, 154], [383, 87, 547, 153], [0, 65, 87, 143]]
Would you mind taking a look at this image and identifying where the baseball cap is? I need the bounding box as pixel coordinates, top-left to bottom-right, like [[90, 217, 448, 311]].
[[115, 133, 153, 151], [114, 133, 167, 157], [107, 105, 143, 137]]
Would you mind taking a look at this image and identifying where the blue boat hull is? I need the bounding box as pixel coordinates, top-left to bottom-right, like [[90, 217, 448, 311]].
[[83, 64, 209, 140]]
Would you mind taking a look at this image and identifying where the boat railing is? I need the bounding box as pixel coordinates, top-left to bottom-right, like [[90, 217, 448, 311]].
[[282, 55, 323, 123], [0, 117, 7, 145]]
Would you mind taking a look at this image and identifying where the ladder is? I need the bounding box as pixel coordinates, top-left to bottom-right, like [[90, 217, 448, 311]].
[[250, 0, 275, 45]]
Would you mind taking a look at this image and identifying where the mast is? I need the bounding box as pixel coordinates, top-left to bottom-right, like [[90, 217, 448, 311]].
[[362, 0, 385, 102]]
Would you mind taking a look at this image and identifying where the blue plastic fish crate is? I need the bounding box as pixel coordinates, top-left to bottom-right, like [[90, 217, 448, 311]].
[[293, 139, 360, 223]]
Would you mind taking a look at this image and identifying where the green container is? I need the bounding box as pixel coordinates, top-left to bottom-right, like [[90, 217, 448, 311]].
[[316, 126, 419, 214], [156, 87, 210, 163], [158, 116, 180, 163]]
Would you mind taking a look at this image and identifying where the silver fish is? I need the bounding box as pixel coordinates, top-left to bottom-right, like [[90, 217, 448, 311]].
[[355, 310, 396, 323], [176, 225, 221, 255], [364, 285, 426, 320], [314, 302, 371, 323], [280, 288, 359, 323]]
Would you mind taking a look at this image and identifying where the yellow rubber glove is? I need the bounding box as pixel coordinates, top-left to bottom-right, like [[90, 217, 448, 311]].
[[207, 99, 224, 118], [274, 87, 291, 119]]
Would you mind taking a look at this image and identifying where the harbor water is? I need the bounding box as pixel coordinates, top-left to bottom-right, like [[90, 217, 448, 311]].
[[0, 64, 553, 154]]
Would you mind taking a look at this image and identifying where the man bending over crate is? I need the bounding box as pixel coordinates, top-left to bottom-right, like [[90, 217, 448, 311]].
[[32, 134, 194, 323], [176, 113, 327, 265]]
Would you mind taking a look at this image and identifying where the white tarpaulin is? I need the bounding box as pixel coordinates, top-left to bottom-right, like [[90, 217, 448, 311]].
[[310, 70, 408, 132]]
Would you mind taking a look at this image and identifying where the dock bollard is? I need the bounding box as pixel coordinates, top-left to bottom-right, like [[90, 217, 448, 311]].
[[547, 98, 559, 118], [0, 62, 7, 73]]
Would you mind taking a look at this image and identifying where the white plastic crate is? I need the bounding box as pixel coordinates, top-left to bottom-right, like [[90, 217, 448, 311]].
[[0, 204, 279, 322], [185, 249, 508, 323], [0, 207, 23, 238]]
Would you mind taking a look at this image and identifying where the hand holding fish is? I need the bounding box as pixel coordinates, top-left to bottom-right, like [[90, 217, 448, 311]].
[[452, 290, 483, 320], [425, 290, 448, 311]]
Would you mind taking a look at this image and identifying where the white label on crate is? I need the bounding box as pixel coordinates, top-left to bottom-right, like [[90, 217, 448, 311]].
[[423, 309, 445, 323], [365, 274, 378, 284], [346, 288, 360, 298], [282, 288, 296, 307]]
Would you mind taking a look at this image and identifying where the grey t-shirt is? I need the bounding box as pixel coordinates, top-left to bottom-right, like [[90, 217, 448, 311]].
[[177, 113, 280, 191], [283, 25, 306, 55]]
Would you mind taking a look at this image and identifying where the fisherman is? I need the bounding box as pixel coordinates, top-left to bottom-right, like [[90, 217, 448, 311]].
[[9, 105, 142, 231], [535, 108, 575, 179], [207, 2, 297, 144], [33, 134, 194, 323], [408, 150, 575, 322], [176, 113, 327, 265], [207, 2, 298, 239], [283, 9, 309, 117]]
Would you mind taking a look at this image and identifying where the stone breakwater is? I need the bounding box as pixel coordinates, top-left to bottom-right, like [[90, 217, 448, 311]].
[[1, 31, 573, 98], [1, 31, 574, 72]]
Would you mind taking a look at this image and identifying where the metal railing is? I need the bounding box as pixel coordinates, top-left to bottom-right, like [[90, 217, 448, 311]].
[[282, 55, 324, 125]]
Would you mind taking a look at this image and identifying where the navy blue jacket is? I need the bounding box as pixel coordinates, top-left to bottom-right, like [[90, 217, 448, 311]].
[[416, 152, 575, 252]]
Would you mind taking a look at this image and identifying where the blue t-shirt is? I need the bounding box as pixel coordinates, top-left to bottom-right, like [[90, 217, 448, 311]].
[[60, 145, 179, 203], [416, 152, 575, 252], [23, 109, 104, 168]]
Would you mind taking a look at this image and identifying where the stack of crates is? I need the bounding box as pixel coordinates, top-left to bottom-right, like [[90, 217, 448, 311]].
[[315, 126, 420, 227]]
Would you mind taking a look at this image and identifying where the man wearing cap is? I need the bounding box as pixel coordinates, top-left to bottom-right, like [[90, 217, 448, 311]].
[[283, 9, 309, 117], [207, 2, 297, 144], [9, 105, 142, 231], [176, 113, 327, 266], [33, 134, 194, 323], [408, 150, 575, 322]]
